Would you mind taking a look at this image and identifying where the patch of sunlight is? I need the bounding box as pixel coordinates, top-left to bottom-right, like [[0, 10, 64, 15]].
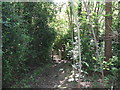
[[60, 86, 67, 88], [53, 0, 68, 3], [68, 78, 74, 82], [58, 84, 67, 88], [60, 81, 63, 84], [52, 64, 56, 67], [71, 70, 74, 74], [75, 73, 79, 78], [57, 85, 61, 88], [59, 68, 64, 71], [75, 78, 78, 81], [68, 73, 75, 82], [62, 71, 65, 74], [60, 77, 68, 84], [100, 28, 104, 33], [53, 85, 58, 88], [80, 82, 92, 88], [65, 76, 68, 80], [57, 76, 69, 88]]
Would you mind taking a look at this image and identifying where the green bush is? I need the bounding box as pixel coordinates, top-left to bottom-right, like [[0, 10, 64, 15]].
[[2, 2, 56, 87]]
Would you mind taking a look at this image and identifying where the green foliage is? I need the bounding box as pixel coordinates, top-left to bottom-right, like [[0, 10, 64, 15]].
[[103, 56, 119, 74], [2, 2, 56, 87], [2, 2, 119, 88]]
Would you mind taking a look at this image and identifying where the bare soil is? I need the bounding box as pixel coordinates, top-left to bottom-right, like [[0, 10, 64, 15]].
[[28, 59, 96, 88], [29, 59, 77, 88]]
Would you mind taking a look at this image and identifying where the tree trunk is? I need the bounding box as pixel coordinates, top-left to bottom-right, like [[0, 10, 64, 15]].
[[118, 1, 120, 60], [95, 2, 100, 41], [105, 2, 112, 61], [67, 3, 74, 63], [77, 2, 82, 88]]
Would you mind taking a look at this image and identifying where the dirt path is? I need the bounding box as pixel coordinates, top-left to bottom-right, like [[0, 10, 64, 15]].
[[29, 59, 77, 88], [11, 56, 115, 88], [12, 57, 94, 88]]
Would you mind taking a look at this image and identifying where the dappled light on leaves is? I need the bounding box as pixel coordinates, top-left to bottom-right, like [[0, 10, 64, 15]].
[[2, 1, 119, 88]]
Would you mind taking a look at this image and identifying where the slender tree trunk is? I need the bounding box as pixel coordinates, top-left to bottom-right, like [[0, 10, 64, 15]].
[[118, 1, 120, 60], [69, 3, 75, 43], [77, 2, 82, 88], [78, 2, 82, 17], [67, 3, 75, 63], [105, 2, 112, 61], [95, 2, 100, 41]]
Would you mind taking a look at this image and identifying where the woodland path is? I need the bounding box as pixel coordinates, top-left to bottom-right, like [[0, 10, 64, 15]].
[[29, 58, 77, 88], [28, 55, 93, 88], [12, 55, 99, 88]]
